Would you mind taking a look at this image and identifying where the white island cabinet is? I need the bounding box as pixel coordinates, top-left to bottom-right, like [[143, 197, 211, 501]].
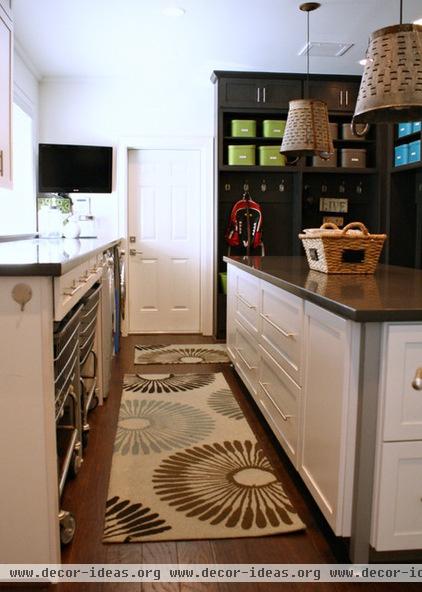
[[0, 237, 120, 564], [226, 258, 422, 561]]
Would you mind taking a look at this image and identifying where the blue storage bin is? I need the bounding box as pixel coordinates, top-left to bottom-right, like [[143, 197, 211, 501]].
[[398, 122, 413, 137], [408, 140, 421, 163], [412, 121, 422, 133], [394, 144, 408, 167]]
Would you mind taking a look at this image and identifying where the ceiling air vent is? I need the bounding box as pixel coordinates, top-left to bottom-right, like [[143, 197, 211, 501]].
[[298, 41, 354, 57]]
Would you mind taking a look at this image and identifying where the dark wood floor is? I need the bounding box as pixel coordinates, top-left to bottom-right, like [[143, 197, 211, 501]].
[[52, 334, 418, 592]]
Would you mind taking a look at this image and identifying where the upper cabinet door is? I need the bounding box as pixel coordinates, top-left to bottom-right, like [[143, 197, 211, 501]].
[[0, 0, 12, 20], [308, 81, 360, 113], [0, 11, 12, 189], [219, 78, 301, 109]]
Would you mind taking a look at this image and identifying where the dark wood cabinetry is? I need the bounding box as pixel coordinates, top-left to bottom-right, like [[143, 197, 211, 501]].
[[212, 71, 382, 339], [215, 74, 301, 109], [308, 80, 359, 112]]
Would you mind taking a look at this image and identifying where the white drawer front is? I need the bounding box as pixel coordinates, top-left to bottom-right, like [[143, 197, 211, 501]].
[[373, 441, 422, 551], [258, 347, 300, 465], [260, 281, 303, 385], [382, 324, 422, 441], [235, 269, 259, 335], [234, 320, 259, 395]]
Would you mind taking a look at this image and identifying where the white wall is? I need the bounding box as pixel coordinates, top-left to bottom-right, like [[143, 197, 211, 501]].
[[0, 50, 39, 236], [39, 72, 215, 237]]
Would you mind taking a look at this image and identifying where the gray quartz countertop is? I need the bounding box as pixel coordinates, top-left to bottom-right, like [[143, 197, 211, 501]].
[[0, 236, 122, 276], [224, 255, 422, 322]]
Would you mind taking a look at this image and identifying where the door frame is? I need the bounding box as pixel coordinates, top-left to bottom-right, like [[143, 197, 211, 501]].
[[117, 136, 214, 336]]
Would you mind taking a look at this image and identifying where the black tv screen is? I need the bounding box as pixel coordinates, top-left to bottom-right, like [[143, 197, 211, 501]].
[[38, 143, 113, 193]]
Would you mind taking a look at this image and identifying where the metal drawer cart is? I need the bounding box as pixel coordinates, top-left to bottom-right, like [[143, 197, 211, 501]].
[[53, 303, 83, 545], [79, 283, 102, 446]]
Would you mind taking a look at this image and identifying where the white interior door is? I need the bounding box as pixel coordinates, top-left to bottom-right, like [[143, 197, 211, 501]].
[[128, 148, 201, 333]]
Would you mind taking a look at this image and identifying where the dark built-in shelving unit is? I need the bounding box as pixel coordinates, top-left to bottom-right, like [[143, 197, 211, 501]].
[[212, 71, 387, 338]]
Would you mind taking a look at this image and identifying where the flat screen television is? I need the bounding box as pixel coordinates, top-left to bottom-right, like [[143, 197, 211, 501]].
[[38, 143, 113, 193]]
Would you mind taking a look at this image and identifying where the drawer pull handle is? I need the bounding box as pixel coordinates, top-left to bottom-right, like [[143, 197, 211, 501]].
[[63, 285, 80, 297], [235, 347, 257, 371], [237, 293, 257, 310], [259, 381, 292, 421], [261, 313, 296, 338], [412, 367, 422, 390]]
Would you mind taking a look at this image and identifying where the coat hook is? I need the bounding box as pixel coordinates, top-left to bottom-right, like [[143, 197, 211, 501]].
[[243, 182, 249, 192], [261, 179, 267, 192], [279, 179, 285, 192]]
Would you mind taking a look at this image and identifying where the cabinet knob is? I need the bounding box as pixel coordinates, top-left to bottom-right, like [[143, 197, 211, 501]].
[[412, 367, 422, 390]]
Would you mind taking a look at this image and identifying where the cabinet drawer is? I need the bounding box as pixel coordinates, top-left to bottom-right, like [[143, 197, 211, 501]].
[[372, 441, 422, 551], [382, 324, 422, 441], [234, 320, 259, 395], [258, 347, 300, 465], [235, 269, 260, 335], [260, 281, 303, 385]]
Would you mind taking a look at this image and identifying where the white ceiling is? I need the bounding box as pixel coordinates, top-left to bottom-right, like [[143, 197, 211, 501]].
[[13, 0, 422, 80]]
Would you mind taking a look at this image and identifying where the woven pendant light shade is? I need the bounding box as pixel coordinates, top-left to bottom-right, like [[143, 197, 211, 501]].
[[353, 23, 422, 124], [280, 99, 334, 157]]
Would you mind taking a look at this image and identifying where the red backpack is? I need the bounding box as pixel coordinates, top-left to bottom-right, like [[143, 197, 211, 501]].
[[225, 195, 263, 249]]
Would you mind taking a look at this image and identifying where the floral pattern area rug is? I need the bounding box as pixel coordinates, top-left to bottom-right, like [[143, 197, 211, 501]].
[[134, 344, 230, 365], [103, 373, 305, 543]]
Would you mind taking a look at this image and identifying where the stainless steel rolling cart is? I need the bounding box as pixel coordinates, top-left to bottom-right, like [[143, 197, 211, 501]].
[[53, 303, 84, 545], [79, 283, 102, 446]]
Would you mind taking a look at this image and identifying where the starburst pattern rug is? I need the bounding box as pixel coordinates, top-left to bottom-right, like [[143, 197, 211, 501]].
[[134, 343, 229, 365], [103, 373, 305, 543]]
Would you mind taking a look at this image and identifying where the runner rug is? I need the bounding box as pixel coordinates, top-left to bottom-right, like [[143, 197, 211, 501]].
[[103, 372, 305, 543], [134, 343, 229, 365]]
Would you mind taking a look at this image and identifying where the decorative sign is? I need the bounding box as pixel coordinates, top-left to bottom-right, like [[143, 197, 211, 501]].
[[323, 216, 344, 227], [319, 198, 348, 213]]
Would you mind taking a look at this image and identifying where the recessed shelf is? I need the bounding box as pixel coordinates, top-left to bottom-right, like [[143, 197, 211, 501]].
[[394, 131, 421, 145], [219, 165, 300, 172], [391, 162, 422, 174], [220, 165, 377, 174]]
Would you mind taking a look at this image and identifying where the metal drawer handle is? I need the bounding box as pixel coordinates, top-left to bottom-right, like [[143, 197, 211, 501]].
[[412, 367, 422, 390], [0, 150, 3, 176], [235, 347, 257, 371], [63, 285, 80, 297], [263, 87, 266, 103], [237, 293, 257, 310], [261, 313, 296, 338], [259, 381, 292, 421], [257, 87, 260, 103]]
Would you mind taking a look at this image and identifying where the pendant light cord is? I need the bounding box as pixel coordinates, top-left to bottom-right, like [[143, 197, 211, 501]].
[[306, 9, 310, 98], [400, 0, 403, 25]]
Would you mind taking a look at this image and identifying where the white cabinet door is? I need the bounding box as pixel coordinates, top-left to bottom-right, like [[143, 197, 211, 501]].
[[234, 319, 259, 396], [382, 324, 422, 441], [300, 301, 358, 535], [0, 10, 12, 189], [372, 441, 422, 551]]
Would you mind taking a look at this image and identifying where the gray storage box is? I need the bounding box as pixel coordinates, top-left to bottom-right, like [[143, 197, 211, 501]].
[[313, 149, 337, 168], [329, 122, 338, 140], [341, 148, 366, 168], [341, 123, 367, 140]]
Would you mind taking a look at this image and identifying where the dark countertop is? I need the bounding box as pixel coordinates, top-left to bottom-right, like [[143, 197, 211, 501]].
[[224, 255, 422, 322], [0, 236, 122, 276]]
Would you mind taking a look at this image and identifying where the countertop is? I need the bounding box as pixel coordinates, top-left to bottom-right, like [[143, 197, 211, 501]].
[[0, 236, 122, 276], [224, 255, 422, 322]]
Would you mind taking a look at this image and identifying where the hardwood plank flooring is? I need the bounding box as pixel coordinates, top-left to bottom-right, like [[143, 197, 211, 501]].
[[54, 334, 420, 592]]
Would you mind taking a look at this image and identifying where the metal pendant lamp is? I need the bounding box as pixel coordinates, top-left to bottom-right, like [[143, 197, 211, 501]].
[[353, 0, 422, 124], [280, 2, 333, 160]]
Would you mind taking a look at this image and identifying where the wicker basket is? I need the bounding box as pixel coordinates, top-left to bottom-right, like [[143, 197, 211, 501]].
[[299, 222, 387, 274]]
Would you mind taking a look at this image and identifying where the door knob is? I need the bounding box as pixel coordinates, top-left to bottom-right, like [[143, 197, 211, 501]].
[[129, 248, 143, 256]]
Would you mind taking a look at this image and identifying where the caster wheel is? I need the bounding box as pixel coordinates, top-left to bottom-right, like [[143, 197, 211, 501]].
[[68, 451, 82, 479], [89, 394, 99, 411], [82, 430, 90, 448], [59, 511, 76, 545]]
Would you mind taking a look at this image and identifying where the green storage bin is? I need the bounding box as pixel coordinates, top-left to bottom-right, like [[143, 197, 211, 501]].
[[231, 119, 256, 137], [258, 146, 286, 166], [219, 272, 227, 294], [263, 120, 286, 138], [228, 145, 255, 165]]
